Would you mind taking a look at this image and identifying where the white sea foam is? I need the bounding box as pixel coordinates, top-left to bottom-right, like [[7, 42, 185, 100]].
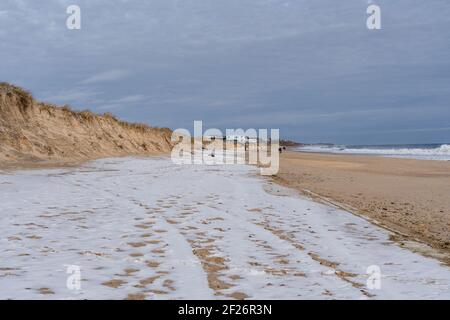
[[294, 144, 450, 160]]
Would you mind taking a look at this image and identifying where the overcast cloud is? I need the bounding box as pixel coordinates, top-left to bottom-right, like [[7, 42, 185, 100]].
[[1, 0, 449, 144]]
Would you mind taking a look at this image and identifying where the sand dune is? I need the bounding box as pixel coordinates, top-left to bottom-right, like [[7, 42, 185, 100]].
[[0, 83, 172, 168]]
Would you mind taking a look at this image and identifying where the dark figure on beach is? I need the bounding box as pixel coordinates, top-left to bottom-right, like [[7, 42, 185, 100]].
[[279, 147, 282, 154]]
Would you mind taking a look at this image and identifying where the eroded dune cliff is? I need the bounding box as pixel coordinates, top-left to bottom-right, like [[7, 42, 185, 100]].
[[0, 83, 172, 166]]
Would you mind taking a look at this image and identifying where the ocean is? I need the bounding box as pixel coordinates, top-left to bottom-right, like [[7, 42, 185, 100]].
[[292, 143, 450, 161]]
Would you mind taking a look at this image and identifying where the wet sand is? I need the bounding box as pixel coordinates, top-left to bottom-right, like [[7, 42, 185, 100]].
[[275, 152, 450, 258]]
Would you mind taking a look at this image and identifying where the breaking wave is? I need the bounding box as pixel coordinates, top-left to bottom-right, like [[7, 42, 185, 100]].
[[293, 144, 450, 160]]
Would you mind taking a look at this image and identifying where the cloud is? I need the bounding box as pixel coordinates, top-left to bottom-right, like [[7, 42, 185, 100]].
[[112, 95, 146, 104], [97, 95, 147, 110], [41, 88, 101, 105], [81, 70, 130, 85], [379, 127, 450, 134], [1, 0, 450, 144]]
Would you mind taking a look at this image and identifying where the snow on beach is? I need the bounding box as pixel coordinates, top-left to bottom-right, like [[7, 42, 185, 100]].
[[0, 157, 449, 300]]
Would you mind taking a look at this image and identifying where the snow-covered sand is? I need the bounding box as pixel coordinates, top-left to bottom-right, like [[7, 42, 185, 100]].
[[0, 157, 449, 299]]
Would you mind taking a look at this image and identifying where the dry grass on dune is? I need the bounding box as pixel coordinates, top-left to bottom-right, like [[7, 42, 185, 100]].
[[0, 82, 173, 166]]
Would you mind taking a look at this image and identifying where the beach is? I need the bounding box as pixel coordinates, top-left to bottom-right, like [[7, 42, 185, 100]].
[[275, 152, 450, 261], [2, 0, 449, 305], [1, 156, 450, 299]]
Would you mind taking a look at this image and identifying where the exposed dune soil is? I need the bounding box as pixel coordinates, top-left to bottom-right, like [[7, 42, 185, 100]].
[[0, 83, 172, 168]]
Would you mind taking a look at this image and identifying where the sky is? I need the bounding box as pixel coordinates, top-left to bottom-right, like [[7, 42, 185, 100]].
[[1, 0, 449, 145]]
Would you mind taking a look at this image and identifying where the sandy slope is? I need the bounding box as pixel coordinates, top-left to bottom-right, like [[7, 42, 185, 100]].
[[0, 83, 172, 167], [1, 156, 449, 300]]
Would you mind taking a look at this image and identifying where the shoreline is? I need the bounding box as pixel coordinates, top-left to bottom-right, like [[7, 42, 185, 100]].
[[2, 150, 449, 266], [288, 150, 450, 162], [2, 156, 450, 299], [290, 143, 450, 162], [275, 151, 450, 264], [0, 152, 170, 173]]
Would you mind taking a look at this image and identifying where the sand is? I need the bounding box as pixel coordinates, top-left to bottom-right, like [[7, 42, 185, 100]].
[[0, 83, 172, 167], [274, 152, 450, 259], [2, 156, 450, 299]]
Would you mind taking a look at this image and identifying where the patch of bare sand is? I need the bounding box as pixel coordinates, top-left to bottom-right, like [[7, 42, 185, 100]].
[[38, 288, 55, 295], [125, 293, 147, 300], [102, 279, 127, 288], [189, 243, 233, 294]]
